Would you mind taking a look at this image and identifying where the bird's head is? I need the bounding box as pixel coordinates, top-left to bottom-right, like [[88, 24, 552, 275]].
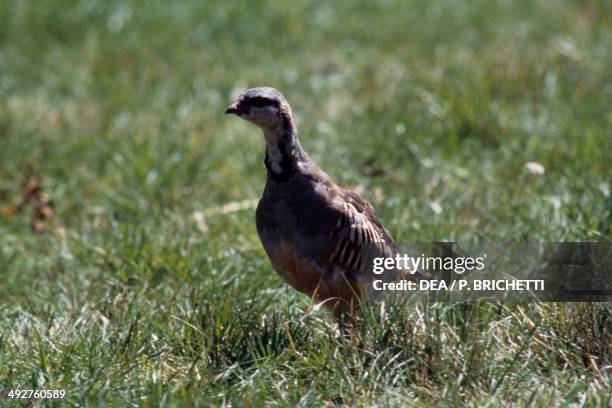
[[225, 87, 293, 130]]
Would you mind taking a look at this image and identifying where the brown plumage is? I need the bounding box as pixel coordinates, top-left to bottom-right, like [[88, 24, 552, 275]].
[[226, 87, 419, 318]]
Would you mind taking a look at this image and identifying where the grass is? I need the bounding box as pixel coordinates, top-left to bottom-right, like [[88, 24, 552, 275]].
[[0, 0, 611, 405]]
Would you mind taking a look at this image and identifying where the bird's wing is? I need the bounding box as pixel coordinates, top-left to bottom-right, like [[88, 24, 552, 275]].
[[317, 188, 398, 283]]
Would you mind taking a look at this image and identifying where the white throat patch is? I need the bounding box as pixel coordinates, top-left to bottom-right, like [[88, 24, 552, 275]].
[[263, 127, 285, 174]]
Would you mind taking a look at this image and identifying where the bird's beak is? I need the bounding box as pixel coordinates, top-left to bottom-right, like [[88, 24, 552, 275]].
[[225, 102, 240, 115]]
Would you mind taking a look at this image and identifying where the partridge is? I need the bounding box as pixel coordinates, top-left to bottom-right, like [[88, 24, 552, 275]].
[[226, 87, 419, 317]]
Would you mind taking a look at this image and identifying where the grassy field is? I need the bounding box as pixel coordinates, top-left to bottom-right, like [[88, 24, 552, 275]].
[[1, 0, 611, 405]]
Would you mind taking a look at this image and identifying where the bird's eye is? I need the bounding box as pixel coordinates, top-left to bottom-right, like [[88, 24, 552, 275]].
[[248, 97, 273, 108]]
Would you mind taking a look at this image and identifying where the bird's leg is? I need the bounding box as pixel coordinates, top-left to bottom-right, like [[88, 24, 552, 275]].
[[331, 299, 359, 337]]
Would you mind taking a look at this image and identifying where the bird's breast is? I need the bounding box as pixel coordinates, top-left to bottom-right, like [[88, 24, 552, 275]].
[[255, 193, 361, 304]]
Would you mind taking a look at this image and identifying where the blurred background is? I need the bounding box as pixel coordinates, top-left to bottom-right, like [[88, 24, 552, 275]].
[[0, 0, 610, 405]]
